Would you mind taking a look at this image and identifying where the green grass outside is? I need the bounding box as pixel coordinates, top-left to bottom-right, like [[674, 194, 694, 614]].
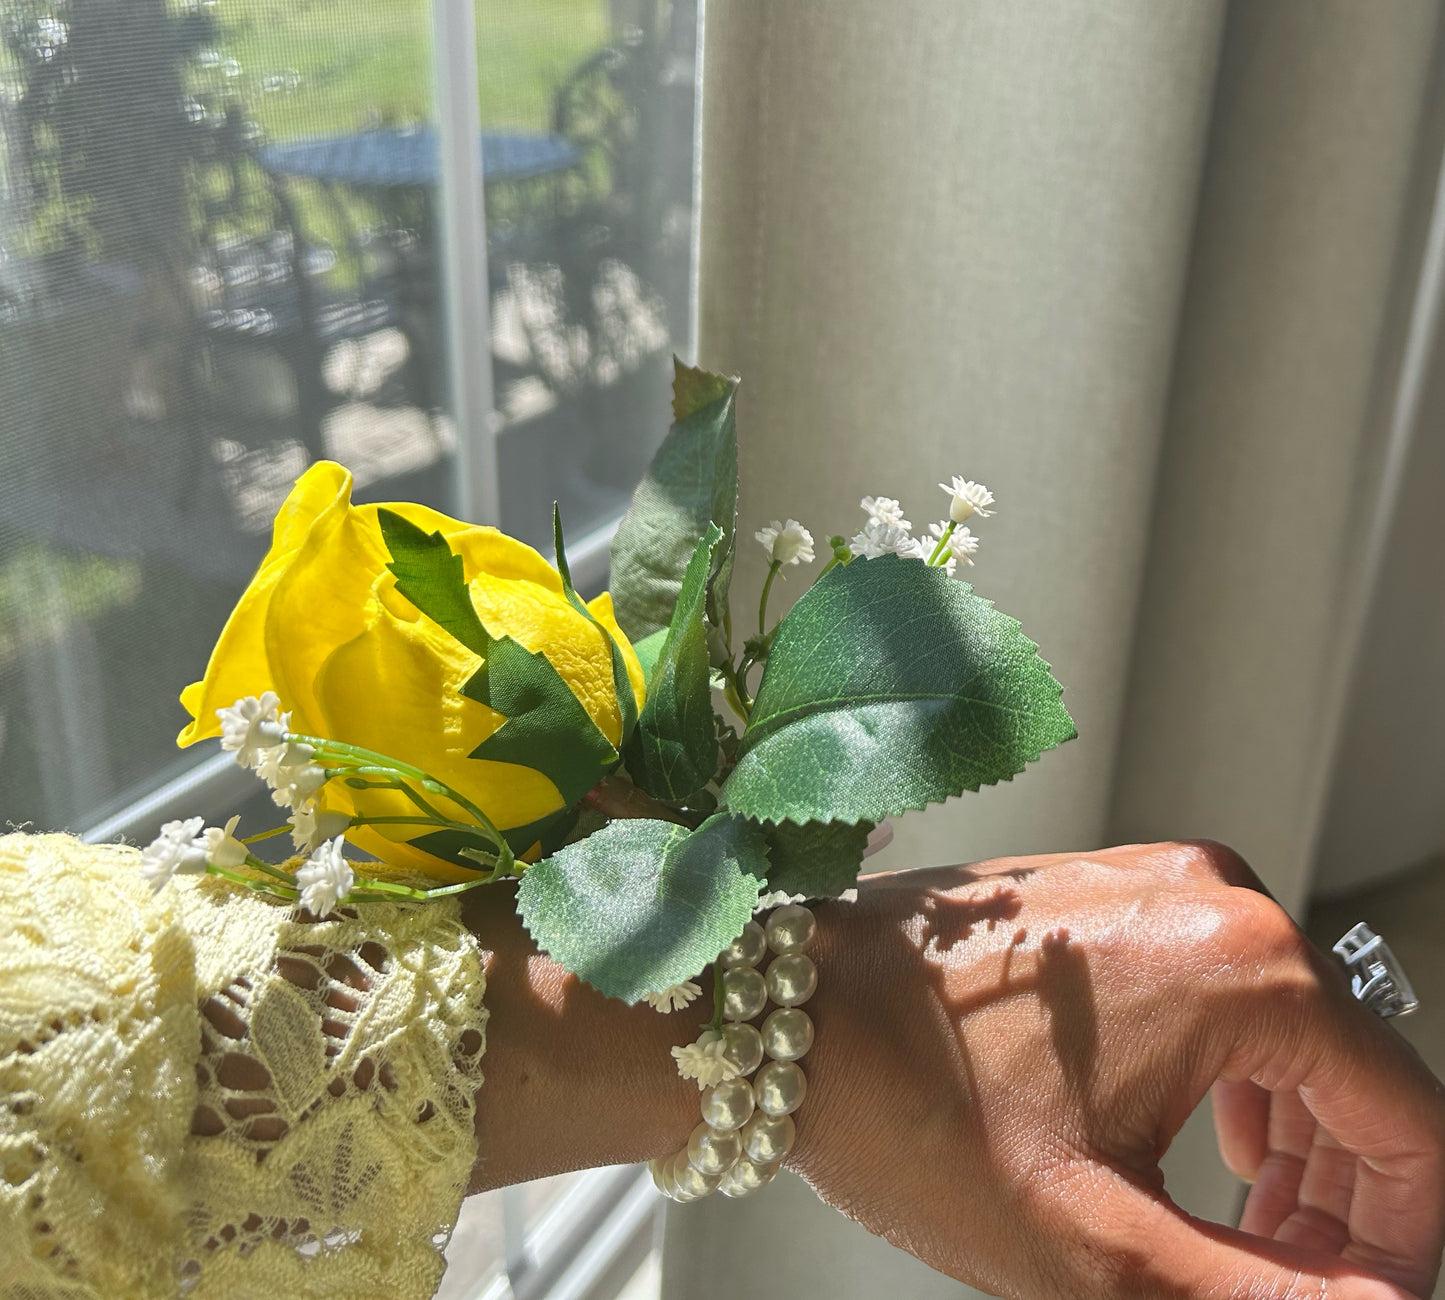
[[217, 0, 612, 139]]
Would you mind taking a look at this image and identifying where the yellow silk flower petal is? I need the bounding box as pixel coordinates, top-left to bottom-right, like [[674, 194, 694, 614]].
[[177, 461, 352, 745], [176, 460, 645, 879], [312, 597, 564, 880]]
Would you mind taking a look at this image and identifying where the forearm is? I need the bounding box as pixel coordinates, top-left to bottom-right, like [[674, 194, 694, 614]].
[[462, 883, 698, 1192]]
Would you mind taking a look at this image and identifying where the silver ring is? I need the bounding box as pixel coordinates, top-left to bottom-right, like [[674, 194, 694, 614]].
[[1333, 922, 1418, 1018]]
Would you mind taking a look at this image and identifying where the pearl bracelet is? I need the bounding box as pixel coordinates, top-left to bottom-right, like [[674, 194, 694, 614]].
[[649, 903, 818, 1202]]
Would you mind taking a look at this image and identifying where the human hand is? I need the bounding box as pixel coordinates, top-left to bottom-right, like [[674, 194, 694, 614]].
[[792, 842, 1445, 1298]]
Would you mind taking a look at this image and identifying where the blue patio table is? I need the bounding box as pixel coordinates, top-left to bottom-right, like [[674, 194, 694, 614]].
[[248, 127, 579, 447], [257, 126, 580, 188]]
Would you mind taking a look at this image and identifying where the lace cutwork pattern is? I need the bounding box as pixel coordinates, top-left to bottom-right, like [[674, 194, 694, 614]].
[[0, 833, 487, 1300]]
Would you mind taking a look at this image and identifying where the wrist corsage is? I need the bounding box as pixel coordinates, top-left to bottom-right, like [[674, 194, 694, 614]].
[[143, 361, 1076, 1193]]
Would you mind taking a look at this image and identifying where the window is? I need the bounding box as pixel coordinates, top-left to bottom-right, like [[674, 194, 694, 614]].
[[0, 0, 699, 1292]]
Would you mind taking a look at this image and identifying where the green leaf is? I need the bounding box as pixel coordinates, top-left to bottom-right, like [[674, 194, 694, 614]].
[[517, 813, 768, 1002], [464, 638, 619, 807], [761, 819, 873, 898], [377, 506, 619, 805], [377, 509, 489, 654], [609, 359, 739, 641], [724, 555, 1077, 823], [623, 525, 723, 800], [632, 628, 669, 687], [554, 506, 638, 743]]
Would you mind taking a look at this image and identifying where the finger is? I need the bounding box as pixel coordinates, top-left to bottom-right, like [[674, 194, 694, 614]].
[[1239, 1088, 1318, 1238], [1075, 1165, 1415, 1300], [1275, 1126, 1357, 1256], [1212, 1079, 1270, 1179], [1221, 920, 1445, 1294]]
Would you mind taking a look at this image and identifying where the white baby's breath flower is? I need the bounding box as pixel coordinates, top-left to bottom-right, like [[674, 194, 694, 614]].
[[269, 763, 329, 811], [200, 814, 249, 869], [927, 522, 980, 577], [255, 740, 315, 787], [860, 495, 911, 530], [755, 519, 815, 567], [671, 1028, 741, 1090], [140, 816, 208, 892], [289, 805, 353, 853], [295, 835, 355, 918], [756, 889, 808, 911], [850, 520, 925, 561], [939, 476, 996, 524], [216, 693, 290, 768], [642, 981, 703, 1013]]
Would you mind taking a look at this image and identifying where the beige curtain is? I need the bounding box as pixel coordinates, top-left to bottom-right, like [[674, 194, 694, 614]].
[[666, 2, 1445, 1296]]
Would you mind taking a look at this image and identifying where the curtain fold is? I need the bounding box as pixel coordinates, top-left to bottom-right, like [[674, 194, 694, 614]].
[[1106, 0, 1442, 915], [668, 1, 1444, 1295], [672, 3, 1227, 1295]]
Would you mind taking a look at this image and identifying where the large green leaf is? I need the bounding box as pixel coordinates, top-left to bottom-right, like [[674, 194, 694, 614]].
[[724, 555, 1077, 823], [623, 525, 723, 800], [554, 506, 638, 743], [609, 359, 739, 641], [761, 819, 873, 898], [517, 813, 768, 1002], [377, 507, 618, 807]]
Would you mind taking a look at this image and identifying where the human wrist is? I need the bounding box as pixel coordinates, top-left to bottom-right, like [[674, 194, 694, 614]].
[[461, 884, 698, 1191], [781, 883, 914, 1186]]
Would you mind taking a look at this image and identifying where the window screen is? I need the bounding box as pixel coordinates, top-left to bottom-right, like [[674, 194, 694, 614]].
[[0, 0, 698, 833], [1, 0, 698, 1293]]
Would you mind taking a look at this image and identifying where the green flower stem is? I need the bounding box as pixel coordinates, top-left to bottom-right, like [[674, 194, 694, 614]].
[[758, 559, 781, 636], [816, 536, 852, 582], [298, 737, 499, 831], [241, 825, 292, 847], [343, 775, 509, 867], [245, 854, 299, 886], [205, 863, 298, 900], [295, 734, 515, 873], [927, 521, 955, 566], [350, 875, 494, 902], [352, 813, 491, 838], [709, 955, 727, 1032]]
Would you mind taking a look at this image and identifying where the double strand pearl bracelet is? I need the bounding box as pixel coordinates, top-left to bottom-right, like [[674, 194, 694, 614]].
[[649, 904, 818, 1202]]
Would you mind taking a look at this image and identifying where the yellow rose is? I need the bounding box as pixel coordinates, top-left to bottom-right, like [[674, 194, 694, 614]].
[[178, 461, 644, 879]]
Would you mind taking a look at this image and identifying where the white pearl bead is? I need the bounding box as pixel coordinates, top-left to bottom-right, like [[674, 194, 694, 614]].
[[765, 952, 817, 1007], [671, 1149, 719, 1201], [688, 1121, 742, 1176], [716, 1166, 752, 1198], [648, 1155, 676, 1197], [722, 965, 767, 1020], [657, 1150, 693, 1201], [741, 1110, 795, 1163], [720, 920, 767, 968], [700, 1076, 755, 1131], [761, 1006, 814, 1061], [754, 1059, 807, 1116], [718, 1157, 779, 1197], [720, 1022, 764, 1075], [765, 904, 817, 954]]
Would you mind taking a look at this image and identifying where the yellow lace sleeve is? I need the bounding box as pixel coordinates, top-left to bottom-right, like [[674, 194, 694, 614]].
[[0, 832, 487, 1300]]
